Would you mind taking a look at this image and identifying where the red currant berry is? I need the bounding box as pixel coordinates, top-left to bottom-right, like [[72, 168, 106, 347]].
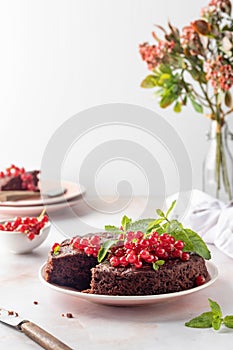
[[124, 241, 134, 249], [139, 249, 150, 260], [134, 260, 143, 269], [127, 252, 137, 264], [169, 236, 175, 244], [144, 254, 155, 263], [134, 231, 144, 239], [119, 256, 129, 267], [27, 232, 35, 240], [148, 236, 158, 245], [80, 238, 89, 247], [160, 233, 170, 241], [0, 224, 4, 230], [172, 249, 182, 258], [163, 243, 174, 253], [138, 239, 149, 249], [84, 246, 94, 256], [114, 248, 125, 257], [174, 240, 184, 250], [195, 275, 206, 286], [151, 231, 159, 239], [156, 247, 165, 257], [89, 235, 100, 246], [41, 215, 49, 224], [181, 252, 190, 261], [110, 256, 120, 267]]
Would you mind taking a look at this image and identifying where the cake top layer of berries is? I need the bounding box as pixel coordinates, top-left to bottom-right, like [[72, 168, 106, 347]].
[[50, 200, 211, 271]]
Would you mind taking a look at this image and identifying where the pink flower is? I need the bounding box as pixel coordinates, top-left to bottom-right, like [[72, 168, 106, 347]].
[[205, 56, 233, 91], [201, 0, 231, 16], [139, 40, 175, 70], [181, 25, 204, 56]]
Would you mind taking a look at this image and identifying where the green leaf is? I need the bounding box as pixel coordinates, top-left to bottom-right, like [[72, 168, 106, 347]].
[[170, 229, 194, 251], [158, 64, 172, 74], [174, 101, 182, 113], [121, 215, 132, 231], [166, 220, 183, 233], [160, 93, 177, 108], [212, 315, 222, 331], [141, 75, 158, 88], [156, 209, 165, 218], [152, 260, 165, 271], [158, 73, 171, 85], [185, 312, 213, 328], [185, 229, 211, 259], [165, 200, 176, 218], [208, 299, 222, 318], [223, 315, 233, 328], [104, 225, 121, 233], [146, 218, 165, 232], [129, 218, 154, 233], [225, 90, 232, 108], [97, 239, 118, 263], [190, 98, 203, 113]]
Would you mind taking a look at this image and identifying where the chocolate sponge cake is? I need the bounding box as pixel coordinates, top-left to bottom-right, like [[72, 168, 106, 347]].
[[90, 254, 209, 296], [45, 229, 210, 296]]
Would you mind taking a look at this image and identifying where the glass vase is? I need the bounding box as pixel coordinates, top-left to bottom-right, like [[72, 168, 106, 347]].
[[203, 120, 233, 203]]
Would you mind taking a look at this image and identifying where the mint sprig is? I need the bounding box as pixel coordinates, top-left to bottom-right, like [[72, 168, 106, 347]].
[[97, 239, 118, 263], [147, 201, 211, 260], [185, 299, 233, 330]]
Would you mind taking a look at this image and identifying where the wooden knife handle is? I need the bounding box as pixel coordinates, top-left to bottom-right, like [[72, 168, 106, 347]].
[[20, 321, 73, 350]]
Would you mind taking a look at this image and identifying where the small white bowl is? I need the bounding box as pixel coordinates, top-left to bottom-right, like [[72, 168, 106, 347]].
[[0, 220, 51, 254]]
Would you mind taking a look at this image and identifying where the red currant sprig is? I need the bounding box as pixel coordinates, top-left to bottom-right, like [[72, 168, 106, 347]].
[[0, 215, 49, 240], [68, 230, 189, 269]]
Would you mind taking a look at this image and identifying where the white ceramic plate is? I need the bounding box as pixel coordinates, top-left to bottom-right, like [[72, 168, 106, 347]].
[[0, 181, 85, 207], [0, 196, 83, 217], [39, 261, 218, 306]]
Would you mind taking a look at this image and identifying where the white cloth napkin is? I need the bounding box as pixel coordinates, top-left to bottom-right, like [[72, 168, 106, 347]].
[[166, 189, 233, 259]]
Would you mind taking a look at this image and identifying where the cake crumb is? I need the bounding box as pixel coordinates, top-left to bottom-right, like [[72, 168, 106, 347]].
[[61, 313, 74, 318]]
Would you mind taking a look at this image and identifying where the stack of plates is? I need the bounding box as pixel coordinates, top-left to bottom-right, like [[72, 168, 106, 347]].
[[0, 181, 85, 217]]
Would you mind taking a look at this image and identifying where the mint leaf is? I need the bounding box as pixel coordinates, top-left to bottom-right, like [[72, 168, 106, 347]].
[[129, 218, 154, 233], [121, 215, 132, 231], [152, 260, 165, 271], [185, 229, 211, 260], [208, 299, 222, 318], [223, 316, 233, 328], [104, 225, 122, 233], [165, 200, 176, 218], [212, 315, 222, 330], [146, 218, 165, 232], [185, 312, 213, 328], [97, 239, 118, 263], [169, 229, 194, 251], [166, 219, 183, 233], [156, 209, 165, 218]]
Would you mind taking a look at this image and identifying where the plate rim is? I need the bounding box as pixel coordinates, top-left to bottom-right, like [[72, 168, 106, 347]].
[[39, 260, 219, 305], [0, 180, 85, 207]]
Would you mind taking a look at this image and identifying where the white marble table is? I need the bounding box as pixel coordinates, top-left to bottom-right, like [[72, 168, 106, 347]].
[[0, 197, 233, 350]]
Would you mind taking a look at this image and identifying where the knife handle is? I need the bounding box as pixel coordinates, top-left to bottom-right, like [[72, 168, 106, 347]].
[[20, 321, 73, 350]]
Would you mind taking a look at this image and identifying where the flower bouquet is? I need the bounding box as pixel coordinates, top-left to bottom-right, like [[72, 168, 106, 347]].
[[139, 0, 233, 201]]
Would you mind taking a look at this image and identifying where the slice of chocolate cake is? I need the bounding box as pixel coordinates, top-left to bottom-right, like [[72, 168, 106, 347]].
[[90, 254, 209, 296], [0, 165, 40, 192], [45, 233, 114, 291]]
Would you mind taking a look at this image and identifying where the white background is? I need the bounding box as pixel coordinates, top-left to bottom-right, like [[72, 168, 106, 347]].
[[1, 0, 232, 197]]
